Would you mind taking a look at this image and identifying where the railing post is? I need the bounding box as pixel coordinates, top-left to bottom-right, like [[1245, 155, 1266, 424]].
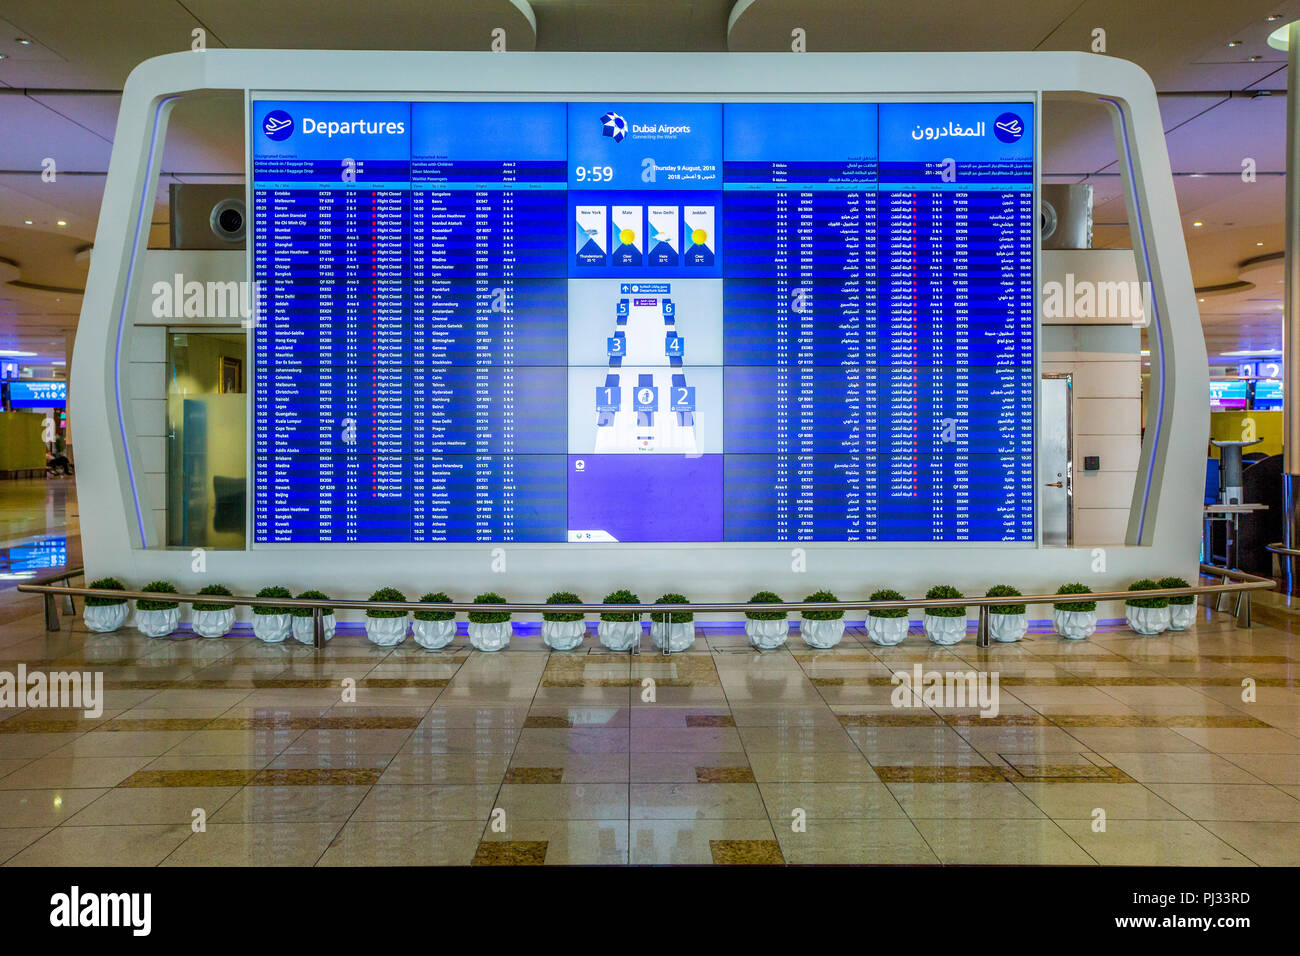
[[1235, 590, 1252, 629], [661, 612, 670, 656], [976, 605, 989, 648], [61, 594, 75, 615], [312, 606, 324, 649], [43, 593, 60, 631], [1215, 575, 1233, 614]]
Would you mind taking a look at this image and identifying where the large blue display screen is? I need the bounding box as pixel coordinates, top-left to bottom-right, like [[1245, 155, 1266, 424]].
[[251, 99, 1035, 543]]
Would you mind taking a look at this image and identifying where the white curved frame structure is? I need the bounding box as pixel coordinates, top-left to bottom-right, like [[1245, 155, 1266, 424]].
[[72, 50, 1205, 611]]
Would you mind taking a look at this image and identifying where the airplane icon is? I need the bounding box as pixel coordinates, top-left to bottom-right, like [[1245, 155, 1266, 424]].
[[995, 119, 1022, 136], [264, 116, 292, 133]]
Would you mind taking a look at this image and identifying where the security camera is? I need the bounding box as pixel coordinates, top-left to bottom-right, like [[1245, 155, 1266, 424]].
[[209, 198, 245, 243]]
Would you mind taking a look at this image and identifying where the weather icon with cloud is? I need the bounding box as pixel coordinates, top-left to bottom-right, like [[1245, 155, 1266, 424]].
[[601, 111, 628, 143]]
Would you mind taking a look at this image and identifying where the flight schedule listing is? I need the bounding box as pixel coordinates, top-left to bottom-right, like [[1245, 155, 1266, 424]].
[[251, 98, 1035, 544]]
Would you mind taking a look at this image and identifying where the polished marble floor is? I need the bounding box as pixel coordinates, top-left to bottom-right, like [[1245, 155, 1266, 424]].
[[1, 585, 1299, 866]]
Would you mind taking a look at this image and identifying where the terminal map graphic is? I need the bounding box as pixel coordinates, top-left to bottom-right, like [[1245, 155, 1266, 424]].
[[251, 99, 1035, 543]]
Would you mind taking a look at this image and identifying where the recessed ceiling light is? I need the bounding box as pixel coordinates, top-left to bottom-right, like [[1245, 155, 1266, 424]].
[[0, 54, 7, 60], [1227, 40, 1242, 47], [0, 349, 36, 357], [1268, 14, 1283, 21], [22, 219, 32, 225], [1250, 55, 1263, 61], [1198, 297, 1206, 303], [1193, 221, 1204, 227], [1258, 241, 1265, 246], [15, 37, 29, 45], [55, 220, 66, 226]]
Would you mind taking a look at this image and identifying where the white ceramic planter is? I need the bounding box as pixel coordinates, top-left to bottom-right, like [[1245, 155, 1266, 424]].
[[84, 603, 128, 633], [366, 615, 408, 646], [468, 620, 512, 652], [1168, 603, 1196, 631], [650, 620, 696, 652], [989, 612, 1028, 643], [1052, 609, 1096, 641], [291, 612, 336, 645], [252, 613, 292, 644], [866, 616, 909, 646], [745, 617, 789, 650], [541, 619, 586, 651], [412, 617, 457, 650], [136, 607, 180, 638], [1126, 605, 1171, 635], [598, 619, 641, 651], [192, 608, 236, 639], [800, 618, 845, 649], [924, 613, 967, 645]]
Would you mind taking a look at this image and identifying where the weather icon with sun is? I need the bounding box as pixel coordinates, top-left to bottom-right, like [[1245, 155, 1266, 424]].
[[601, 111, 628, 142]]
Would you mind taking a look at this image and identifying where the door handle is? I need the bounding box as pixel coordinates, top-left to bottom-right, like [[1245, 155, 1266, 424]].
[[1044, 481, 1064, 488]]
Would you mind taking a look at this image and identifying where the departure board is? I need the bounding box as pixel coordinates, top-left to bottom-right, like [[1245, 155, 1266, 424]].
[[251, 99, 1035, 544]]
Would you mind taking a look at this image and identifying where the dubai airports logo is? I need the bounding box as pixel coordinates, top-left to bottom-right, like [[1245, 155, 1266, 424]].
[[993, 112, 1025, 143], [601, 111, 628, 143], [262, 110, 294, 141]]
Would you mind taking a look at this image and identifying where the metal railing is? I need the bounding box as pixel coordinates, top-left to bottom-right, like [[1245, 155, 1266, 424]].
[[18, 561, 1274, 652]]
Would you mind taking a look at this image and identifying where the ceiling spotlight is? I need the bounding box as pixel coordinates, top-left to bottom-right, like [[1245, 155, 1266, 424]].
[[55, 220, 66, 226], [15, 37, 30, 45], [0, 349, 36, 357], [1268, 14, 1283, 21], [0, 54, 7, 60], [23, 219, 32, 225], [1193, 221, 1204, 227], [1258, 241, 1265, 246], [1227, 40, 1242, 47], [1250, 55, 1263, 61], [1198, 297, 1206, 303]]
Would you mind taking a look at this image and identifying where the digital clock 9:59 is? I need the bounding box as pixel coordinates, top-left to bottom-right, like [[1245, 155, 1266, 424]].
[[574, 165, 614, 183]]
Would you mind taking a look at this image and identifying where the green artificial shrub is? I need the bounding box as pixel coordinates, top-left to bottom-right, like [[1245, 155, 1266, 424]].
[[191, 583, 233, 613], [468, 592, 511, 625], [252, 585, 293, 615], [136, 581, 179, 611], [414, 592, 456, 622], [985, 584, 1026, 616], [542, 591, 584, 623], [925, 585, 966, 618], [1157, 576, 1194, 606], [745, 591, 786, 621], [600, 589, 641, 623], [366, 587, 408, 619], [293, 589, 332, 618], [1053, 583, 1097, 613], [867, 588, 909, 619], [1126, 579, 1169, 609], [801, 590, 844, 621], [652, 593, 694, 624], [85, 577, 127, 607]]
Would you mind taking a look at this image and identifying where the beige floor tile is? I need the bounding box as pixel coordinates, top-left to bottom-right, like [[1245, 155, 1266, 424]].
[[487, 782, 625, 820], [508, 727, 629, 756], [399, 726, 521, 754], [317, 820, 484, 866], [0, 757, 30, 779], [1056, 820, 1254, 866], [164, 729, 303, 757], [1014, 782, 1187, 820], [65, 786, 241, 825], [1171, 726, 1300, 754], [0, 787, 105, 827], [1218, 753, 1300, 786], [727, 705, 843, 729], [845, 725, 977, 758], [1144, 783, 1300, 821], [6, 824, 191, 867], [0, 827, 48, 864], [776, 819, 939, 864], [0, 755, 154, 790], [1100, 752, 1267, 784], [376, 753, 511, 785], [479, 819, 629, 865], [628, 727, 742, 751], [954, 726, 1091, 754], [162, 822, 345, 866], [888, 782, 1046, 818], [631, 782, 768, 819], [757, 781, 907, 819], [627, 818, 778, 864], [737, 726, 859, 752], [281, 728, 414, 754], [417, 706, 531, 729], [1059, 726, 1211, 753], [1198, 821, 1300, 866], [912, 818, 1095, 865], [44, 730, 195, 758], [628, 750, 748, 784], [747, 751, 879, 783], [211, 785, 372, 823], [351, 784, 501, 821], [0, 733, 84, 760]]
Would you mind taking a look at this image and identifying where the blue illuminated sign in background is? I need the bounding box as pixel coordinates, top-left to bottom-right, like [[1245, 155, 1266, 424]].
[[251, 99, 1035, 543], [7, 380, 67, 408]]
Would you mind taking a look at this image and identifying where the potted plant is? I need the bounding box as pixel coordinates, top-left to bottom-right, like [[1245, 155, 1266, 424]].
[[866, 588, 910, 645], [799, 590, 844, 648], [599, 589, 642, 651], [1052, 583, 1097, 640], [291, 590, 335, 645], [541, 591, 585, 651], [650, 593, 696, 652], [84, 577, 129, 633], [745, 591, 789, 650], [1158, 576, 1196, 631], [134, 581, 181, 637], [365, 587, 408, 646], [413, 592, 457, 650], [985, 584, 1028, 643], [467, 592, 512, 652], [923, 585, 967, 645], [191, 584, 236, 639], [252, 585, 294, 643], [1125, 579, 1171, 635]]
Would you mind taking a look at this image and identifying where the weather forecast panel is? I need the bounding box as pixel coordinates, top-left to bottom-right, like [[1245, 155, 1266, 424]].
[[249, 98, 1035, 544]]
